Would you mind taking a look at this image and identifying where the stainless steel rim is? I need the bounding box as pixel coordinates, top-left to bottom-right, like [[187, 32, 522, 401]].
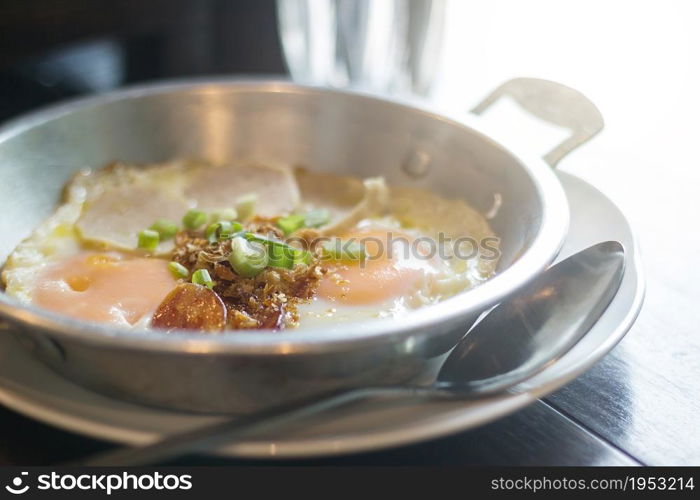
[[0, 78, 569, 354]]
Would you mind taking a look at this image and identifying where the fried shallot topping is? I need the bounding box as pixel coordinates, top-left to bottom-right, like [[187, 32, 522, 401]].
[[170, 217, 326, 331]]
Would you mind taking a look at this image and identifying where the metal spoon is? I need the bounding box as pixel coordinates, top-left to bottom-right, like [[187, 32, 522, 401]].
[[79, 241, 625, 466]]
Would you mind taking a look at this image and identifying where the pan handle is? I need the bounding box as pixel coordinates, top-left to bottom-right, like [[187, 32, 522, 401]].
[[471, 77, 604, 168]]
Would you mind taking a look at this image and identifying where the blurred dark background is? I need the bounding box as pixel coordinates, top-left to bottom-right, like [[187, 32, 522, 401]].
[[0, 0, 286, 122]]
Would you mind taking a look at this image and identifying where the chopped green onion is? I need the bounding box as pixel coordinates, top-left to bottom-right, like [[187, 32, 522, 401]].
[[229, 237, 269, 277], [149, 219, 178, 240], [242, 232, 280, 245], [191, 268, 214, 289], [304, 209, 330, 228], [267, 240, 294, 268], [204, 223, 218, 243], [210, 208, 238, 223], [205, 220, 243, 243], [168, 261, 189, 279], [243, 232, 312, 269], [277, 214, 306, 235], [276, 210, 331, 236], [293, 248, 313, 267], [235, 194, 257, 221], [320, 239, 366, 262], [182, 209, 207, 230], [137, 229, 159, 251]]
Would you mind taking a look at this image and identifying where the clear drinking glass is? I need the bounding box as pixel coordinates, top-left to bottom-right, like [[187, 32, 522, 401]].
[[277, 0, 447, 97]]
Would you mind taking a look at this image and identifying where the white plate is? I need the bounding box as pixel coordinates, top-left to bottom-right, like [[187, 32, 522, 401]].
[[0, 172, 644, 459]]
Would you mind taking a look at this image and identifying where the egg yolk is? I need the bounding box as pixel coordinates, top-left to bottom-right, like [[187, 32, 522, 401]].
[[32, 253, 176, 326], [317, 229, 440, 305]]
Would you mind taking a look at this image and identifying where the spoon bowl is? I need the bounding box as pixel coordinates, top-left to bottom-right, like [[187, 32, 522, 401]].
[[438, 240, 625, 394]]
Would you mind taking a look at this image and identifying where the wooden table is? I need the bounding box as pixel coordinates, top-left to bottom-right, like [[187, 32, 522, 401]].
[[0, 0, 698, 466]]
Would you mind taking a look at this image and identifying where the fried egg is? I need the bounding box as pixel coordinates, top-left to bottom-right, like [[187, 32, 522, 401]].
[[296, 221, 480, 327]]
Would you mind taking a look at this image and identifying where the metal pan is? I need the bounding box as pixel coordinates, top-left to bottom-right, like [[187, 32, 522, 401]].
[[0, 78, 602, 413]]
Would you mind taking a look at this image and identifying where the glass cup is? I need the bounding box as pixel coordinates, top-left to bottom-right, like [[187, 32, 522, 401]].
[[277, 0, 447, 97]]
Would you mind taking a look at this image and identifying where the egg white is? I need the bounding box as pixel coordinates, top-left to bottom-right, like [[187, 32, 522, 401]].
[[2, 171, 87, 303]]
